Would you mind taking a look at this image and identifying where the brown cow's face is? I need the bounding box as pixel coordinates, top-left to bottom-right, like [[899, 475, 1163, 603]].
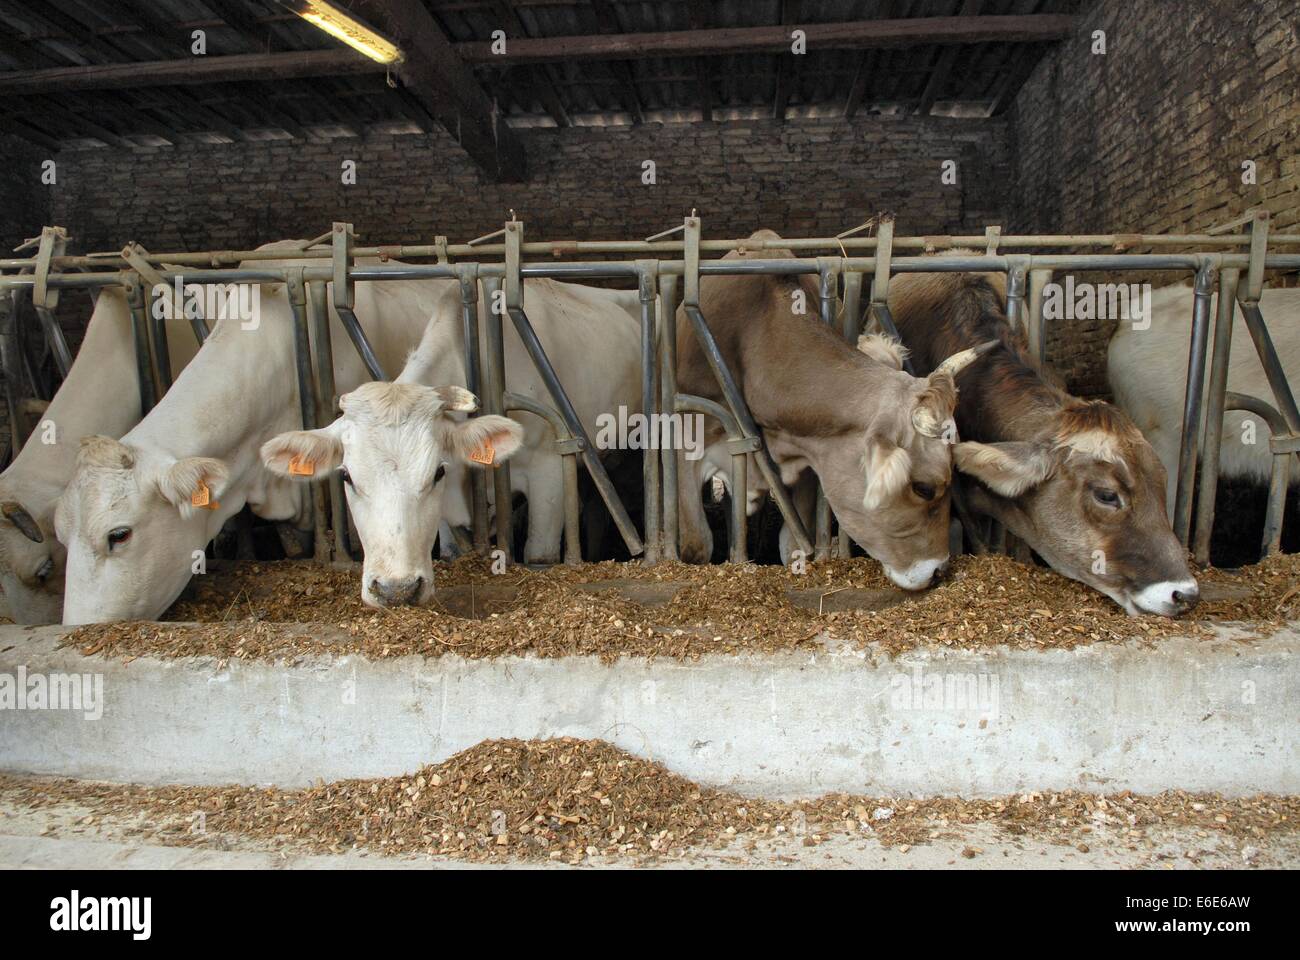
[[794, 371, 959, 591], [955, 404, 1199, 617]]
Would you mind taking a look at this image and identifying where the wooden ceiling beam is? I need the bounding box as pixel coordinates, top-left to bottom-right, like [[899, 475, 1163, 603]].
[[458, 14, 1078, 63]]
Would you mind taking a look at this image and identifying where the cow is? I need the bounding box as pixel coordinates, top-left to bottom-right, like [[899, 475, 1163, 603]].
[[0, 287, 199, 623], [886, 263, 1198, 617], [260, 277, 642, 607], [1108, 283, 1300, 563], [54, 244, 438, 624], [673, 231, 994, 591]]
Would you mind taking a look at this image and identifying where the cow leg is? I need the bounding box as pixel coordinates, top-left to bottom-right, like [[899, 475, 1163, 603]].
[[677, 447, 713, 564], [778, 470, 818, 566], [523, 454, 564, 565]]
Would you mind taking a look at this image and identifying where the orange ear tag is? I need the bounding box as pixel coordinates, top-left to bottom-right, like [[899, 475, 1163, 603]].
[[288, 454, 315, 476], [191, 481, 219, 510], [468, 439, 496, 466]]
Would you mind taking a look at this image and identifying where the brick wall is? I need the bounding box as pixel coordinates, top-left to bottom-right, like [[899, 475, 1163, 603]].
[[42, 115, 1008, 255], [1008, 0, 1300, 396], [0, 133, 51, 254]]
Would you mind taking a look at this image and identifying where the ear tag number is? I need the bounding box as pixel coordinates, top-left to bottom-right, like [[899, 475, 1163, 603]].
[[191, 481, 219, 510], [469, 439, 496, 466], [288, 454, 315, 476]]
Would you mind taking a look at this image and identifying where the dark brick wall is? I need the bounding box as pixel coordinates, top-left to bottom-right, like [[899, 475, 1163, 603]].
[[43, 116, 1009, 255], [0, 133, 51, 254], [1008, 0, 1300, 395]]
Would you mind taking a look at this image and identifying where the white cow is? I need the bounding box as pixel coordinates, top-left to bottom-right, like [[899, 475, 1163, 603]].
[[54, 245, 437, 624], [0, 287, 199, 623], [1109, 284, 1300, 511], [261, 278, 642, 607]]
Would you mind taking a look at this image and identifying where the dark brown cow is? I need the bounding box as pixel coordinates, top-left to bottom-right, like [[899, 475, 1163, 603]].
[[674, 232, 991, 591], [888, 263, 1198, 616]]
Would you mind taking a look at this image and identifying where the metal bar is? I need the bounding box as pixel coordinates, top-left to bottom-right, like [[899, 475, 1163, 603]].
[[1005, 259, 1028, 342], [143, 282, 173, 393], [1192, 268, 1239, 565], [1236, 298, 1300, 435], [637, 260, 661, 564], [286, 269, 329, 563], [1224, 392, 1291, 559], [683, 303, 814, 557], [658, 273, 680, 561], [121, 275, 157, 415], [332, 221, 386, 381], [838, 268, 865, 557], [676, 394, 753, 563], [309, 279, 351, 562], [32, 304, 72, 379], [508, 305, 644, 557], [1172, 261, 1217, 544], [479, 276, 514, 560], [456, 264, 490, 555], [504, 391, 582, 566], [814, 257, 840, 560], [1026, 267, 1052, 367]]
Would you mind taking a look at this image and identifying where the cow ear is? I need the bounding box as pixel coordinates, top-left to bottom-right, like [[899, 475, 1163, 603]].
[[260, 421, 345, 481], [447, 415, 524, 467], [1, 501, 44, 543], [954, 441, 1054, 497], [863, 435, 913, 510], [156, 456, 231, 515], [911, 372, 958, 438]]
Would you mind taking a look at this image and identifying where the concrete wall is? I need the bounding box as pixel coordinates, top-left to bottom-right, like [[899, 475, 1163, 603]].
[[1008, 0, 1300, 395]]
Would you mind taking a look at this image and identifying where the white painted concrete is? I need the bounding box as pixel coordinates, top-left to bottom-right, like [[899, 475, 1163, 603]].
[[0, 623, 1296, 798]]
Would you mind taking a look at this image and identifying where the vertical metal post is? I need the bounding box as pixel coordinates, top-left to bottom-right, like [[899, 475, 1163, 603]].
[[1192, 268, 1239, 565], [479, 275, 514, 559], [637, 260, 661, 564], [1005, 259, 1029, 343], [1237, 299, 1300, 436], [456, 264, 490, 554], [332, 221, 386, 381], [122, 274, 157, 415], [814, 257, 840, 560], [1027, 267, 1052, 367], [143, 283, 173, 393], [867, 216, 913, 373], [1172, 260, 1217, 545], [31, 227, 73, 379], [838, 269, 865, 557], [309, 279, 351, 561], [658, 273, 680, 561], [286, 269, 329, 563]]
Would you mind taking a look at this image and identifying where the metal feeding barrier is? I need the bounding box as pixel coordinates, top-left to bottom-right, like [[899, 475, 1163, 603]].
[[2, 212, 1300, 568]]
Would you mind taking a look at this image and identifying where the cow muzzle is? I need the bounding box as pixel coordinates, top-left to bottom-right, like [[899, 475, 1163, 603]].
[[1129, 578, 1200, 617], [884, 557, 950, 592], [368, 574, 427, 607]]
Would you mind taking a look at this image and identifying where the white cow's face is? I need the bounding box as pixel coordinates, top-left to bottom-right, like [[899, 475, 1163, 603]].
[[55, 437, 230, 624], [0, 494, 64, 623], [262, 382, 523, 608]]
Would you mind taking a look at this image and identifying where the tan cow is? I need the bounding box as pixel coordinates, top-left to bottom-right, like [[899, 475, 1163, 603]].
[[674, 232, 992, 590], [888, 264, 1199, 617]]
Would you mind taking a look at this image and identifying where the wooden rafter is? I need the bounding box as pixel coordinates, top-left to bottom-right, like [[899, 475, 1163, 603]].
[[771, 0, 801, 122], [916, 0, 984, 115], [588, 0, 643, 124], [488, 1, 570, 127]]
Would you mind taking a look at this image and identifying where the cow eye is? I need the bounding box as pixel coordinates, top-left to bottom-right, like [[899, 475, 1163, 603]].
[[107, 527, 132, 550], [911, 482, 936, 502], [339, 467, 354, 487], [433, 463, 447, 485], [1093, 487, 1121, 508]]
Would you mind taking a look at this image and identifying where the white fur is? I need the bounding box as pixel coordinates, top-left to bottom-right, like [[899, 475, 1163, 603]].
[[884, 556, 948, 592], [1127, 578, 1200, 617], [1109, 285, 1300, 509]]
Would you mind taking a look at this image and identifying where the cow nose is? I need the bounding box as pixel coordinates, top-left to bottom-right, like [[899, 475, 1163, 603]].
[[930, 560, 951, 587], [369, 575, 425, 606], [1172, 584, 1200, 612]]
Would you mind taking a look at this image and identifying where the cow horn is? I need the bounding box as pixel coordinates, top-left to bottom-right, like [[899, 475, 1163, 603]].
[[1, 501, 44, 543], [935, 339, 999, 378]]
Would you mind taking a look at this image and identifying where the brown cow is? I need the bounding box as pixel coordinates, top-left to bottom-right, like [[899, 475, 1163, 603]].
[[887, 263, 1199, 616], [674, 232, 992, 590]]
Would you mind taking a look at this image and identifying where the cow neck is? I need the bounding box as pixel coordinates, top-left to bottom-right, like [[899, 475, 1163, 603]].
[[952, 348, 1068, 446]]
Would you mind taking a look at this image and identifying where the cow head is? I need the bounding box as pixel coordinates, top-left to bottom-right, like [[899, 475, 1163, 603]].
[[787, 339, 991, 591], [955, 400, 1198, 616], [261, 382, 523, 608], [55, 436, 231, 624], [0, 489, 64, 623]]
